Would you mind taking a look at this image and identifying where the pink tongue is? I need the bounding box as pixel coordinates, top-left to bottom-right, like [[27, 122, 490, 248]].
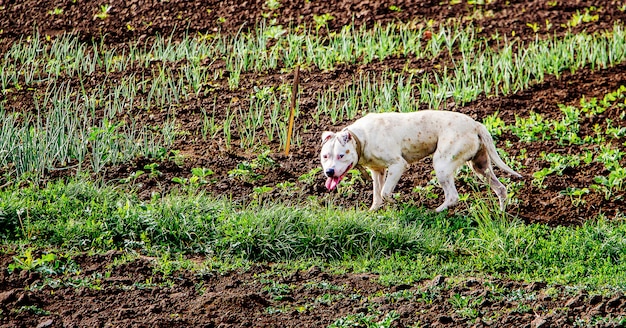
[[325, 177, 341, 190]]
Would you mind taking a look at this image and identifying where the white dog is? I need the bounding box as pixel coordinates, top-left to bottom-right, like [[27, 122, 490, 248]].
[[320, 110, 522, 212]]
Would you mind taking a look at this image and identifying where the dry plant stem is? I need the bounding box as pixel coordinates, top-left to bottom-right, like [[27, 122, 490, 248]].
[[285, 65, 300, 156]]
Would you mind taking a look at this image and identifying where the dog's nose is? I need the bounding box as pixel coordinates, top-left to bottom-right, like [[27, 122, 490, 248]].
[[325, 168, 335, 177]]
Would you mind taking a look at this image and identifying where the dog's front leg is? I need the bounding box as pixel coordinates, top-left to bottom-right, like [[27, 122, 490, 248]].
[[380, 161, 408, 204], [369, 169, 385, 211]]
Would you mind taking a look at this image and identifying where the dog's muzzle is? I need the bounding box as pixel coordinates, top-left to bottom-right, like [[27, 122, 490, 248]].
[[324, 164, 352, 190]]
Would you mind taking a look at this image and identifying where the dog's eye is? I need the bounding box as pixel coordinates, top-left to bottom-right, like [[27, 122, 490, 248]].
[[323, 154, 329, 159], [338, 154, 344, 159]]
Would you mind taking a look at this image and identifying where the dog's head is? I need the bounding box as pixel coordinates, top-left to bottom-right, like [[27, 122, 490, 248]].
[[320, 130, 359, 190]]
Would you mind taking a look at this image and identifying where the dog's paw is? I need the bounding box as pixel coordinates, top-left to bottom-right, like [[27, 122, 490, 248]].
[[435, 202, 457, 213], [382, 194, 397, 204], [369, 202, 384, 211], [435, 205, 448, 213]]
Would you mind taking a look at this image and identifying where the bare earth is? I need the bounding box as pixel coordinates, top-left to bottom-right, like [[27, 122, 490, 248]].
[[1, 0, 626, 327]]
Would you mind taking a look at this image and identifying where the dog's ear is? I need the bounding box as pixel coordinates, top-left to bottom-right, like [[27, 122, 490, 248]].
[[337, 131, 351, 146], [321, 131, 335, 144]]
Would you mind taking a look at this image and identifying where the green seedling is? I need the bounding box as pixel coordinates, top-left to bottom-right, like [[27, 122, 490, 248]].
[[510, 113, 551, 142], [578, 85, 626, 117], [544, 287, 560, 298], [8, 249, 53, 272], [134, 277, 162, 290], [252, 185, 273, 206], [552, 127, 581, 146], [152, 253, 183, 277], [532, 152, 581, 188], [482, 113, 507, 137], [386, 289, 415, 302], [303, 280, 345, 291], [262, 281, 292, 301], [313, 13, 334, 30], [12, 305, 50, 316], [267, 303, 311, 314], [8, 249, 79, 276], [191, 167, 215, 183], [33, 272, 106, 291], [511, 303, 533, 314], [329, 311, 399, 328], [605, 121, 626, 139], [275, 181, 298, 196], [595, 145, 623, 169], [201, 106, 221, 140], [120, 170, 145, 184], [592, 166, 626, 200], [48, 8, 63, 15], [415, 287, 441, 304], [526, 22, 540, 33], [172, 168, 215, 189], [144, 163, 162, 178], [315, 293, 345, 305], [171, 176, 187, 185], [228, 152, 274, 184], [560, 187, 590, 206], [252, 86, 274, 100], [413, 177, 440, 200], [94, 4, 112, 20], [228, 162, 263, 183], [564, 7, 599, 28], [167, 150, 186, 167], [506, 289, 537, 302], [337, 169, 364, 197], [263, 25, 287, 39], [265, 0, 281, 10], [449, 293, 482, 320], [254, 150, 277, 169]]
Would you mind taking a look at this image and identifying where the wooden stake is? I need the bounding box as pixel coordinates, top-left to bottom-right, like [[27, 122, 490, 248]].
[[285, 65, 300, 156]]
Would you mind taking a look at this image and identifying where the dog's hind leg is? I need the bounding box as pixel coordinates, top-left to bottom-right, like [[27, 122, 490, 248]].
[[369, 169, 386, 211], [469, 146, 508, 210], [433, 153, 463, 212]]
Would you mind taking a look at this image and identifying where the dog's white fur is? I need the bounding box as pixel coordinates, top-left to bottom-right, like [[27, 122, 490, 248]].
[[320, 110, 522, 212]]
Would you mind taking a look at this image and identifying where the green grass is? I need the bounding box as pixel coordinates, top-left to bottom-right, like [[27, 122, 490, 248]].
[[2, 179, 625, 288]]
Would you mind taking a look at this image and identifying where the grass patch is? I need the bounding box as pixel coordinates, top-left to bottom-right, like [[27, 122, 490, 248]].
[[2, 179, 626, 288]]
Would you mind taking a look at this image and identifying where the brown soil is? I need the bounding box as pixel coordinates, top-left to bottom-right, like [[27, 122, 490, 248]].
[[1, 0, 626, 327], [2, 251, 626, 328]]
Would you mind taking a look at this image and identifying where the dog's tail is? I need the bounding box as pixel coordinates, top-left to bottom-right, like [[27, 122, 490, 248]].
[[477, 124, 522, 178]]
